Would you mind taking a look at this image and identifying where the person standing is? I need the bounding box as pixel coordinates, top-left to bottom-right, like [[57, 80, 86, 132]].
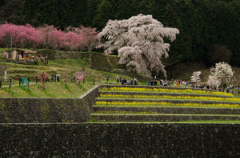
[[45, 56, 48, 64], [121, 78, 124, 85], [98, 73, 101, 84], [106, 74, 109, 82], [134, 78, 137, 85], [116, 75, 119, 82]]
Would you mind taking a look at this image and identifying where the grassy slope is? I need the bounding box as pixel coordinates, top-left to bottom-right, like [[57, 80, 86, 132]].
[[0, 82, 93, 98], [0, 49, 146, 98]]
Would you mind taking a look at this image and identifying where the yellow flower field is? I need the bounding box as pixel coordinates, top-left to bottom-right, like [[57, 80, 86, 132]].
[[99, 94, 240, 102], [95, 101, 240, 108], [100, 87, 234, 97]]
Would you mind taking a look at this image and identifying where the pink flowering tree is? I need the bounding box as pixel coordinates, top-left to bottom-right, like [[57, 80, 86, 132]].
[[0, 22, 42, 48], [80, 25, 99, 52], [37, 24, 57, 49], [64, 31, 84, 51], [98, 14, 179, 77], [65, 25, 99, 51], [0, 23, 98, 51], [74, 71, 85, 84]]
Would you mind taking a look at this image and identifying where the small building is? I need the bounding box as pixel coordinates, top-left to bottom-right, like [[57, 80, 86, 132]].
[[4, 49, 37, 61]]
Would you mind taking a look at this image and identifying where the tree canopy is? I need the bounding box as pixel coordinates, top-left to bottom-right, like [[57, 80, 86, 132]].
[[99, 14, 179, 77]]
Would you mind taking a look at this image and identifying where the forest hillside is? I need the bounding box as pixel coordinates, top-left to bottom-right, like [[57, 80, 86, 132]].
[[0, 0, 240, 69]]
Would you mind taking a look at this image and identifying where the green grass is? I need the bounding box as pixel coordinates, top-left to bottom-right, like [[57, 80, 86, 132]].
[[0, 82, 93, 98]]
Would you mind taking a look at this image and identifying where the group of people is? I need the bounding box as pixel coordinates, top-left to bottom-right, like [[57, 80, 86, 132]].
[[98, 73, 110, 84], [116, 75, 138, 85]]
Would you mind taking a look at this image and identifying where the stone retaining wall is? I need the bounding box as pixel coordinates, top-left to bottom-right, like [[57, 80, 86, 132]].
[[0, 123, 240, 157], [92, 114, 240, 122], [93, 106, 240, 114], [0, 85, 100, 123], [38, 50, 125, 72]]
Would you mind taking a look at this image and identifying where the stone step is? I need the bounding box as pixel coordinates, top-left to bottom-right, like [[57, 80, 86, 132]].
[[95, 98, 240, 105], [99, 92, 233, 98], [91, 114, 240, 122], [93, 106, 240, 115]]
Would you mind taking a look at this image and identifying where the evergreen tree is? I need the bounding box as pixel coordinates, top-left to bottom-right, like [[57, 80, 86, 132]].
[[92, 0, 113, 30]]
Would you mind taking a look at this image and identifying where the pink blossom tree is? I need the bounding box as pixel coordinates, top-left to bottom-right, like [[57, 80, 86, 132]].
[[79, 25, 99, 52], [0, 22, 42, 48], [37, 24, 57, 49], [64, 31, 83, 51], [74, 71, 85, 84], [98, 14, 179, 77], [65, 25, 99, 51], [0, 23, 98, 51]]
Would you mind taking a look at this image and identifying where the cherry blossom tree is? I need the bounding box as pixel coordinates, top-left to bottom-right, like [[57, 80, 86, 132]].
[[0, 22, 42, 48], [210, 62, 235, 84], [80, 25, 99, 52], [0, 23, 98, 51], [98, 14, 179, 77], [207, 75, 221, 86], [74, 71, 85, 84], [37, 24, 57, 48], [65, 25, 99, 51], [191, 71, 201, 83]]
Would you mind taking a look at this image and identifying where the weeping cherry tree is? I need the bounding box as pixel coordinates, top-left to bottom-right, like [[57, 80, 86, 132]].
[[98, 14, 179, 77]]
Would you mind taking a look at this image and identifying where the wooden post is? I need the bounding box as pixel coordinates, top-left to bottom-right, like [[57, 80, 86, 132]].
[[36, 77, 37, 84], [28, 77, 30, 89], [9, 79, 11, 91]]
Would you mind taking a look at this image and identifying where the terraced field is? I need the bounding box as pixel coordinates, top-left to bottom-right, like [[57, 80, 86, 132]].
[[90, 85, 240, 123]]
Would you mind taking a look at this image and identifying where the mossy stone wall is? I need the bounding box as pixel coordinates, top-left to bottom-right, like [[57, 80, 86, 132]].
[[38, 50, 125, 72], [0, 123, 239, 157], [0, 85, 99, 123]]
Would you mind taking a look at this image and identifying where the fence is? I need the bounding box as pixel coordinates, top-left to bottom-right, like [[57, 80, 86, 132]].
[[0, 75, 97, 90], [1, 77, 240, 96]]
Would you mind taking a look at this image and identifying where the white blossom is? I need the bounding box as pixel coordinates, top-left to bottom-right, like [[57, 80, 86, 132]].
[[210, 62, 235, 84], [207, 75, 221, 86], [98, 14, 179, 77], [191, 71, 201, 83]]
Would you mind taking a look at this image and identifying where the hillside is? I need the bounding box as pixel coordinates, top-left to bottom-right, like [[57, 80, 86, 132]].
[[1, 0, 240, 68]]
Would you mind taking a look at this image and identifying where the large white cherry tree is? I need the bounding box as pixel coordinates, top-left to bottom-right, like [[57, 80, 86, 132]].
[[98, 14, 179, 77], [210, 62, 235, 85]]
